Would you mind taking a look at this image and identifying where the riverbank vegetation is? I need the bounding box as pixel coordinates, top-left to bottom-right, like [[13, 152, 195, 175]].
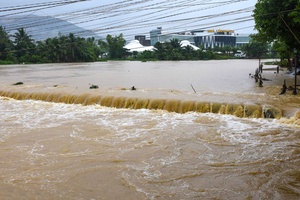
[[0, 27, 102, 64], [0, 26, 276, 65], [253, 0, 300, 69], [1, 1, 299, 65]]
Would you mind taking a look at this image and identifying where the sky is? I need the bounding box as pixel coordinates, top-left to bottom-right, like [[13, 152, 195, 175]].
[[1, 0, 258, 41]]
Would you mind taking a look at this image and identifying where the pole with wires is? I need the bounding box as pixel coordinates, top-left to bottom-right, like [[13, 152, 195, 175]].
[[293, 49, 298, 95]]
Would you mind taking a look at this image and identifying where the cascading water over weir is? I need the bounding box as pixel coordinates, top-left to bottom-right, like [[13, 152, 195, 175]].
[[0, 60, 299, 123], [0, 90, 283, 119]]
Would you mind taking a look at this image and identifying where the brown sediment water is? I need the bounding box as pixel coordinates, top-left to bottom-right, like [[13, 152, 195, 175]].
[[0, 60, 299, 200]]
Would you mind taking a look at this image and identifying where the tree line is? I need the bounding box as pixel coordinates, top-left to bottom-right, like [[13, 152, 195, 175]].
[[0, 27, 104, 64], [1, 0, 299, 64], [0, 25, 276, 64]]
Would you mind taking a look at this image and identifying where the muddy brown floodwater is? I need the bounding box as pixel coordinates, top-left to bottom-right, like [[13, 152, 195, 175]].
[[0, 60, 299, 199]]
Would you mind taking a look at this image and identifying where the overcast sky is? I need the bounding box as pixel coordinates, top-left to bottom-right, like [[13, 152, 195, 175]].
[[2, 0, 257, 41]]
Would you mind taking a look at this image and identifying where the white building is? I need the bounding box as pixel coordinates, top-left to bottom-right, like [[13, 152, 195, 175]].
[[149, 27, 250, 49]]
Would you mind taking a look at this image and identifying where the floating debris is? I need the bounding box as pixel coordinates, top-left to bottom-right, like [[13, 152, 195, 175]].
[[131, 86, 136, 90], [13, 82, 23, 85], [89, 84, 99, 89]]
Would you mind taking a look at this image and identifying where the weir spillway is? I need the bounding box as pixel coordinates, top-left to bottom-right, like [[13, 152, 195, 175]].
[[0, 90, 283, 119]]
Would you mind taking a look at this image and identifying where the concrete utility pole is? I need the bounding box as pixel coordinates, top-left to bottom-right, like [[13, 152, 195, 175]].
[[293, 49, 298, 95]]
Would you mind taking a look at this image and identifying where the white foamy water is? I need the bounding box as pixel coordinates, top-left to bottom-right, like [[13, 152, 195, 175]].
[[0, 97, 299, 200]]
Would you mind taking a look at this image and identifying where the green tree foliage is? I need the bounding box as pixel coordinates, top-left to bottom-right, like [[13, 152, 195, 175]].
[[98, 39, 109, 58], [105, 34, 127, 59], [152, 40, 217, 60], [182, 45, 195, 60], [0, 26, 15, 62], [0, 26, 229, 64], [241, 34, 269, 58], [168, 38, 184, 60], [272, 40, 293, 68], [137, 50, 156, 60], [154, 42, 167, 60], [13, 28, 36, 62], [253, 0, 300, 50], [35, 33, 101, 63], [86, 37, 101, 61], [169, 38, 181, 50], [213, 45, 238, 57]]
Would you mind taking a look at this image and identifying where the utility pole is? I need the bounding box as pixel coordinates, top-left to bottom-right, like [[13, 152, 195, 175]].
[[293, 49, 298, 95]]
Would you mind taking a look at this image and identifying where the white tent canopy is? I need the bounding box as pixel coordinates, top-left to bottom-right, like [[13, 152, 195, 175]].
[[124, 40, 199, 52], [180, 40, 199, 50], [124, 40, 155, 52]]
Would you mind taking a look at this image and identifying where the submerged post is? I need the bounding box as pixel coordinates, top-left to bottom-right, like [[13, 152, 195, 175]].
[[280, 79, 287, 95], [190, 84, 196, 94]]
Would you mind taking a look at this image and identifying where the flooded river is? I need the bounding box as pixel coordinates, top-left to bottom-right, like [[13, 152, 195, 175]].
[[0, 60, 299, 199]]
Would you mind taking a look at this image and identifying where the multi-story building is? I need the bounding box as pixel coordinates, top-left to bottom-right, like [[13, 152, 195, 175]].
[[235, 34, 251, 48], [134, 35, 151, 46], [147, 27, 250, 49], [150, 27, 195, 46], [193, 29, 236, 49], [150, 27, 162, 46]]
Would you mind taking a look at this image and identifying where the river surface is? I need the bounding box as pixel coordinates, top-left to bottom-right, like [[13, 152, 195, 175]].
[[0, 60, 299, 199]]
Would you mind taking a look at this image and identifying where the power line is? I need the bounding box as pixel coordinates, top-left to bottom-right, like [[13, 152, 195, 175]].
[[0, 0, 89, 17], [0, 0, 88, 12], [1, 0, 256, 40]]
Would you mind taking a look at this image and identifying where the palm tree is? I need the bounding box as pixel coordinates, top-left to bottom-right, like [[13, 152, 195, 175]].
[[98, 39, 108, 57], [0, 26, 14, 61], [169, 38, 182, 50], [13, 28, 35, 61], [154, 42, 167, 60], [66, 33, 77, 62], [106, 34, 127, 59], [169, 39, 183, 60], [182, 45, 195, 60], [45, 37, 65, 63]]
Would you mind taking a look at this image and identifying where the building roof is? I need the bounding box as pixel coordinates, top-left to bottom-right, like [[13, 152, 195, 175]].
[[180, 40, 199, 50], [124, 40, 155, 52]]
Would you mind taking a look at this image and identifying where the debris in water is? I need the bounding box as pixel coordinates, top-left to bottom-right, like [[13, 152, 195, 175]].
[[13, 82, 23, 85], [89, 84, 99, 89]]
